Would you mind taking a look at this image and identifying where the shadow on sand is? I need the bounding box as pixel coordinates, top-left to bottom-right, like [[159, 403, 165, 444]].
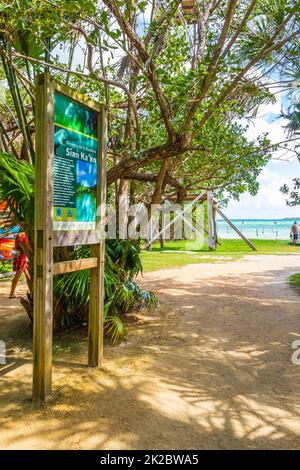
[[0, 263, 300, 449]]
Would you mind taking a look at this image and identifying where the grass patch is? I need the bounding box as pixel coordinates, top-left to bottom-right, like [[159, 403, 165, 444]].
[[288, 273, 300, 286], [217, 239, 300, 254], [141, 239, 300, 272], [147, 238, 300, 253], [141, 251, 238, 272], [0, 262, 14, 282], [0, 262, 13, 274]]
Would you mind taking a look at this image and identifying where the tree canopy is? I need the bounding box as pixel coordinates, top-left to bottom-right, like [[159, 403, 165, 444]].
[[0, 0, 299, 205]]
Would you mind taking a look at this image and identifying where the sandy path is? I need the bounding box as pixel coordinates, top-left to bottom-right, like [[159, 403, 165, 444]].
[[1, 255, 300, 449]]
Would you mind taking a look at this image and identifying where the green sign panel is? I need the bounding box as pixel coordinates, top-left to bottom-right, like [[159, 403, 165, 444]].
[[53, 91, 98, 230]]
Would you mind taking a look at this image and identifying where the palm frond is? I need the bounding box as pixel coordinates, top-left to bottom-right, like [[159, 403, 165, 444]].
[[0, 151, 34, 230], [104, 314, 128, 344]]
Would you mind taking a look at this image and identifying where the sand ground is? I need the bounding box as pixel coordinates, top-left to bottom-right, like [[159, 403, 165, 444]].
[[1, 254, 300, 449]]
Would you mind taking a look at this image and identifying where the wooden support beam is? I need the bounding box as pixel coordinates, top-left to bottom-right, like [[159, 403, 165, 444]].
[[207, 192, 216, 251], [32, 73, 54, 402], [216, 207, 257, 251], [53, 230, 100, 247], [88, 105, 107, 368], [53, 258, 98, 276]]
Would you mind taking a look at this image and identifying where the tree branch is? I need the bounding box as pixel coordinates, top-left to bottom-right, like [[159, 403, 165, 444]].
[[179, 0, 238, 136], [102, 0, 175, 143], [191, 24, 300, 141]]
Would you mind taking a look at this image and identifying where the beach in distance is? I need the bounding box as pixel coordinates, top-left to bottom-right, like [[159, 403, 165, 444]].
[[217, 218, 300, 240]]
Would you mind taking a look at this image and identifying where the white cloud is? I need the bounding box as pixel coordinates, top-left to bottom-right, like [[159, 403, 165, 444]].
[[225, 161, 299, 219], [245, 90, 294, 160]]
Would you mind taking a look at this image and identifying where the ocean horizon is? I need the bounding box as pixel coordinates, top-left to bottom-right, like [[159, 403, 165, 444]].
[[216, 217, 300, 240]]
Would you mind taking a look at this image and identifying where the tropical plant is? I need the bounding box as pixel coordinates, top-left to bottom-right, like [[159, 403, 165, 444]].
[[281, 103, 300, 137], [0, 153, 34, 230], [279, 99, 300, 206], [53, 241, 157, 342]]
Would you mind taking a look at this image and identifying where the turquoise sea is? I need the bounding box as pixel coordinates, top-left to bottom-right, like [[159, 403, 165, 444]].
[[216, 218, 300, 240]]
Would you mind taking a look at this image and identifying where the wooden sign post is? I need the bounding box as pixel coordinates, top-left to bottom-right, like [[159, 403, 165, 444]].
[[33, 73, 106, 402]]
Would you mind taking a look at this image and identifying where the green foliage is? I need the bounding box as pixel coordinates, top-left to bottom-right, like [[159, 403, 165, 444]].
[[280, 178, 300, 206], [53, 240, 157, 342], [281, 103, 300, 137], [279, 102, 300, 206], [105, 314, 127, 344], [0, 261, 13, 274], [53, 239, 157, 341], [0, 152, 34, 231], [288, 273, 300, 286]]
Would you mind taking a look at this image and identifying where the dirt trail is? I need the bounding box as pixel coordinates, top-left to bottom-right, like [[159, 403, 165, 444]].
[[1, 255, 300, 449]]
